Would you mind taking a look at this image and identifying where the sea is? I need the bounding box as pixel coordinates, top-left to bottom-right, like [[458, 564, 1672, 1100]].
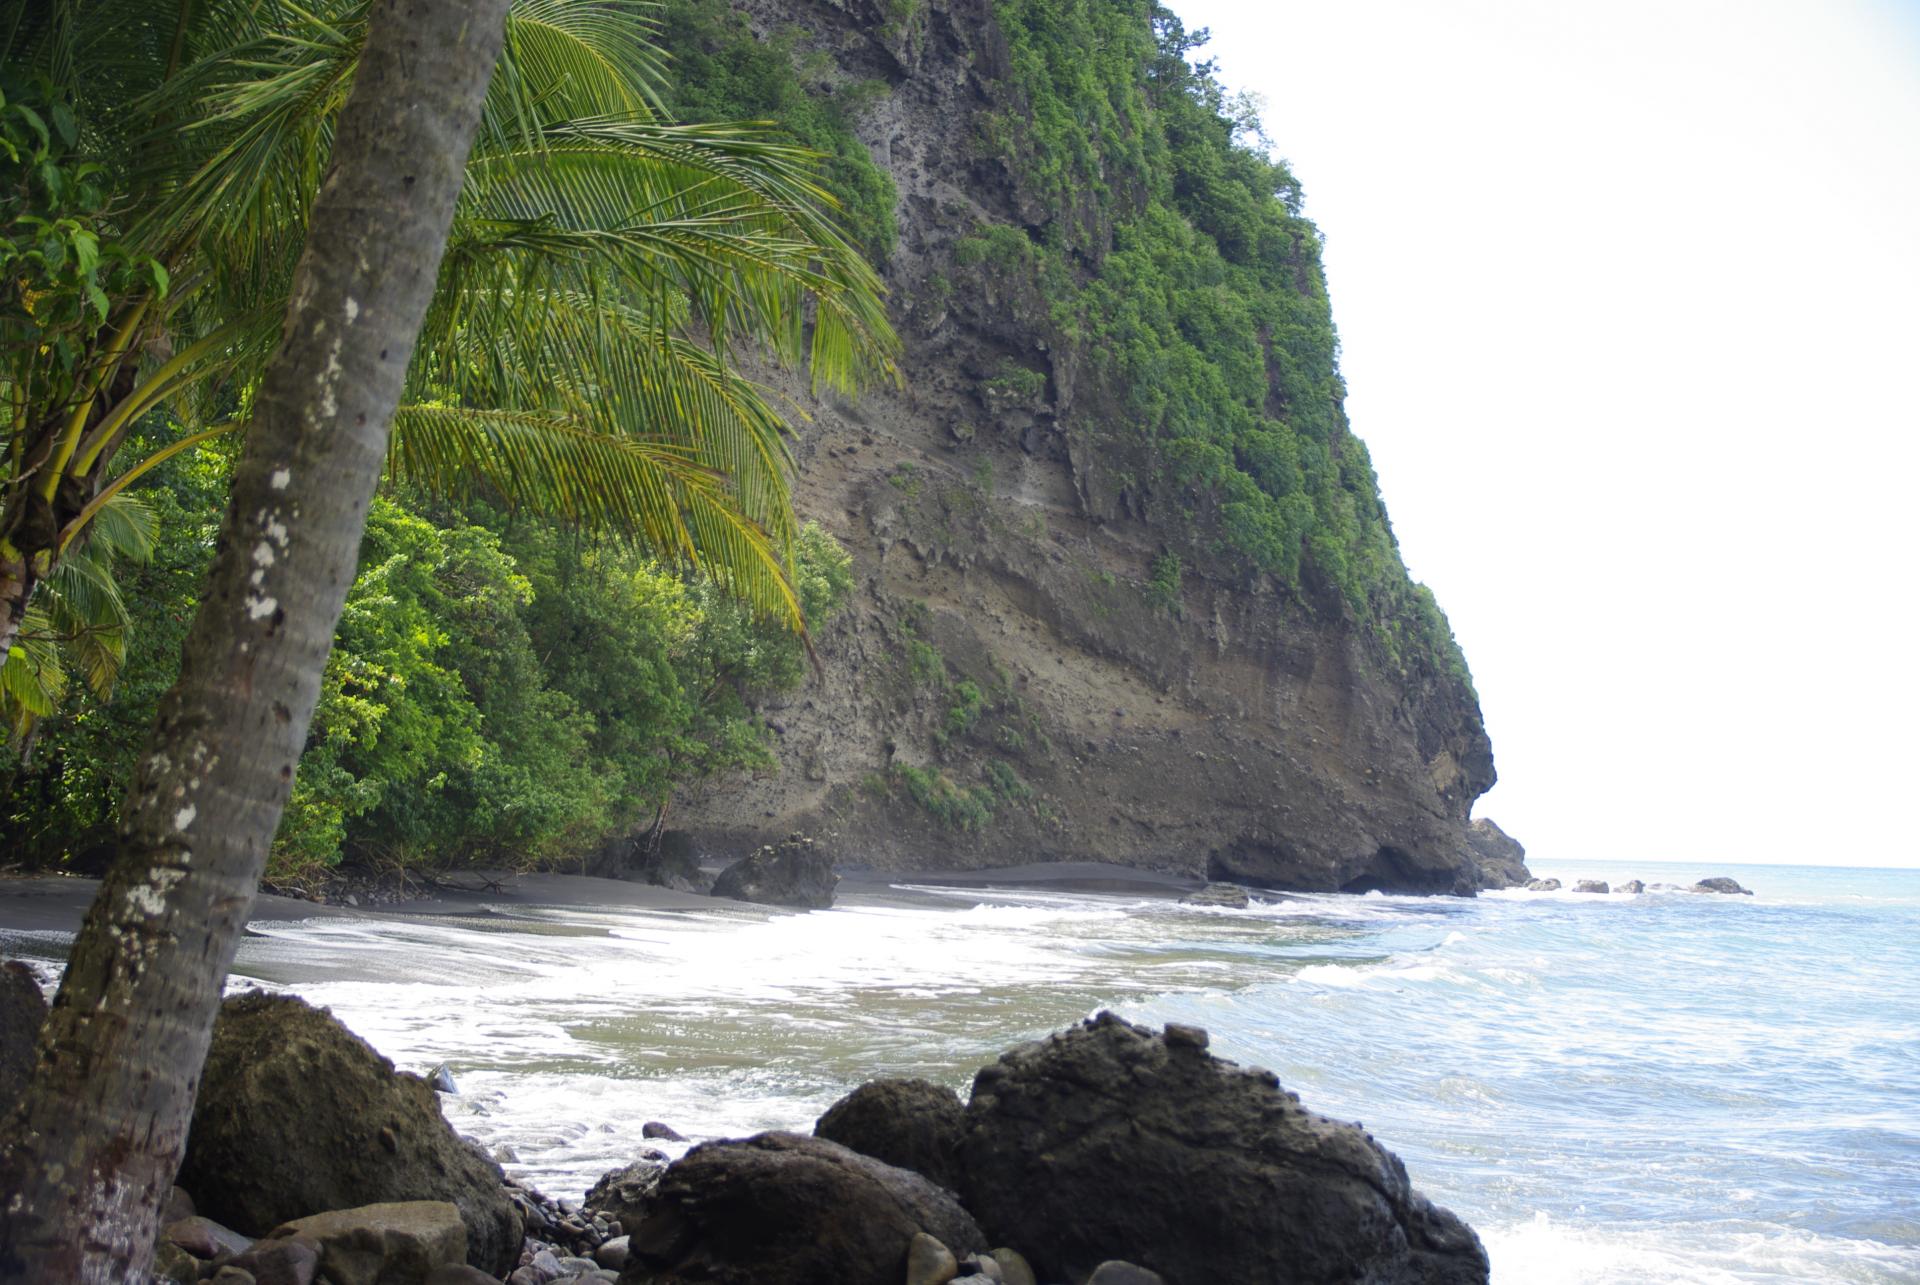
[[10, 858, 1920, 1283]]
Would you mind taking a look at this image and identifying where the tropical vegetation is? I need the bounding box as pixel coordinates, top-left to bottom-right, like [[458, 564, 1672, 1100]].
[[1, 0, 894, 881]]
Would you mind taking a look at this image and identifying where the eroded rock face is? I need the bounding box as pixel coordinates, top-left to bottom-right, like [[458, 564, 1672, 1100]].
[[959, 1013, 1488, 1285], [180, 992, 521, 1276], [620, 1132, 985, 1285], [1464, 818, 1532, 888], [1179, 882, 1250, 909], [665, 0, 1498, 896], [710, 834, 837, 908], [0, 961, 46, 1114], [815, 1077, 967, 1191]]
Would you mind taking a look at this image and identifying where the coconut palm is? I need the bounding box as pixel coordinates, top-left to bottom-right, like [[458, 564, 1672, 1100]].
[[0, 0, 897, 669]]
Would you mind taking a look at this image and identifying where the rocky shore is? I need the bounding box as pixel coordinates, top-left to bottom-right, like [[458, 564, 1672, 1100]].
[[1, 975, 1488, 1285], [1519, 875, 1754, 895]]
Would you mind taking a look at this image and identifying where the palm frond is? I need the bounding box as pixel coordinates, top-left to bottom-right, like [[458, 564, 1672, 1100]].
[[388, 405, 798, 622]]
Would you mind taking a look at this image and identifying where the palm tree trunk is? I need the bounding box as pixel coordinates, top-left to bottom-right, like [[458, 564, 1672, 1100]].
[[0, 1, 509, 1278]]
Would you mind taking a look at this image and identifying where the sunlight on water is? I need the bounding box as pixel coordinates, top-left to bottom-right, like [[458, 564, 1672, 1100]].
[[14, 859, 1913, 1284]]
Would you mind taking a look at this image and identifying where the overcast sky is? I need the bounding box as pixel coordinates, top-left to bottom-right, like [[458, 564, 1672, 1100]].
[[1174, 0, 1920, 867]]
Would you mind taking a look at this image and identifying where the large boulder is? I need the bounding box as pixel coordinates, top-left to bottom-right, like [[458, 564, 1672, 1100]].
[[179, 992, 520, 1277], [710, 834, 837, 908], [1692, 877, 1753, 895], [264, 1201, 466, 1285], [815, 1078, 966, 1191], [619, 1132, 985, 1285], [1463, 818, 1531, 889], [959, 1013, 1488, 1285], [0, 961, 46, 1114]]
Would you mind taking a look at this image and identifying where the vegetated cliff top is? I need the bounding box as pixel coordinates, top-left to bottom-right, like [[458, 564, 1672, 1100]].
[[658, 0, 1498, 890]]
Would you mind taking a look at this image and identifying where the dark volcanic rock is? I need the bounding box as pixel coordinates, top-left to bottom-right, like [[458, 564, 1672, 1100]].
[[959, 1012, 1488, 1285], [1692, 877, 1753, 895], [815, 1077, 967, 1191], [1464, 818, 1531, 889], [619, 1132, 985, 1285], [0, 961, 46, 1114], [179, 992, 520, 1276], [266, 1201, 466, 1285], [710, 834, 837, 908], [584, 1154, 669, 1230], [664, 0, 1499, 899]]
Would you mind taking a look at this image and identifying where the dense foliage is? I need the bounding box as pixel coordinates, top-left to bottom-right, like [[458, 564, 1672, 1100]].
[[657, 0, 898, 262], [979, 0, 1470, 683], [1, 471, 854, 884]]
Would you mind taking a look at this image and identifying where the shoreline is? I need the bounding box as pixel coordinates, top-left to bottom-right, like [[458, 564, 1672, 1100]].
[[0, 861, 1205, 943]]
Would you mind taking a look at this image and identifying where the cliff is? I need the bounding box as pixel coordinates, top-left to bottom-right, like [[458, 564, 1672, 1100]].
[[668, 0, 1503, 893]]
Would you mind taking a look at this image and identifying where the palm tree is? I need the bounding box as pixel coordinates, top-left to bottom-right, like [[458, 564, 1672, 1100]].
[[0, 0, 898, 668], [2, 0, 898, 1278]]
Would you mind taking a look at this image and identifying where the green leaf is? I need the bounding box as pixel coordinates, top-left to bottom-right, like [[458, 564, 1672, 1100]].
[[49, 101, 78, 148], [86, 282, 110, 322]]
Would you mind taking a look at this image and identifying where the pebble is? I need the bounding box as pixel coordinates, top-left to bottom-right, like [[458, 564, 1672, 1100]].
[[906, 1232, 959, 1285]]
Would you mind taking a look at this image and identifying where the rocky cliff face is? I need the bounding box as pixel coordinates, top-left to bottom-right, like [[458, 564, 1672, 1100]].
[[671, 0, 1501, 893]]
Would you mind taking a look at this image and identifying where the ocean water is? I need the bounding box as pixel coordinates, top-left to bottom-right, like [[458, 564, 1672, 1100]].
[[10, 859, 1918, 1283]]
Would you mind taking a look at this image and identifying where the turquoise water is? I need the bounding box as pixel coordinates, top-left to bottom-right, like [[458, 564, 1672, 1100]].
[[11, 859, 1916, 1282]]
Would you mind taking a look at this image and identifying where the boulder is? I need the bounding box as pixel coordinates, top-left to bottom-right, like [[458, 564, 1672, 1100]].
[[989, 1248, 1037, 1285], [179, 992, 521, 1276], [1179, 883, 1250, 909], [1616, 879, 1646, 895], [0, 961, 46, 1114], [225, 1234, 323, 1285], [1087, 1265, 1167, 1285], [710, 834, 837, 908], [1573, 880, 1610, 894], [906, 1231, 959, 1285], [1647, 882, 1685, 891], [162, 1215, 254, 1260], [959, 1013, 1488, 1285], [639, 830, 709, 893], [1463, 818, 1532, 889], [1524, 878, 1561, 892], [1692, 877, 1752, 895], [814, 1077, 966, 1191], [619, 1132, 985, 1285], [640, 1120, 685, 1142], [583, 1154, 669, 1230], [153, 1241, 201, 1284], [265, 1202, 466, 1285]]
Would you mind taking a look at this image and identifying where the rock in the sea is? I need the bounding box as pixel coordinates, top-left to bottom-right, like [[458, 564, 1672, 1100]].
[[1525, 878, 1561, 892], [959, 1012, 1488, 1285], [266, 1202, 465, 1285], [641, 1120, 685, 1142], [1464, 818, 1532, 889], [1692, 877, 1753, 895], [1179, 882, 1250, 909], [619, 1132, 985, 1285], [710, 834, 838, 908], [584, 1155, 669, 1230], [0, 961, 46, 1113], [179, 992, 521, 1277], [814, 1077, 966, 1191], [1616, 879, 1646, 894], [1573, 879, 1610, 894], [1647, 882, 1685, 891]]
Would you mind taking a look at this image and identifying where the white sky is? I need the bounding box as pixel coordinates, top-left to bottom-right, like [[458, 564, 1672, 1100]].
[[1175, 0, 1920, 867]]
